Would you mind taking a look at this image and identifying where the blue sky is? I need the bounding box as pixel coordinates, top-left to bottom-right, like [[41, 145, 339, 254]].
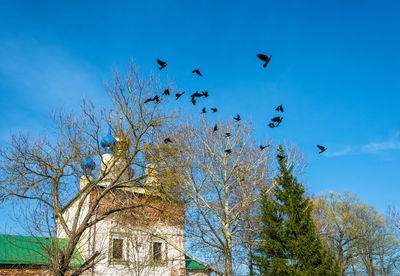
[[0, 0, 400, 228]]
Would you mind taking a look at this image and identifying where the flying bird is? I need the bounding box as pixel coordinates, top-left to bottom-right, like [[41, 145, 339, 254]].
[[144, 97, 154, 104], [191, 91, 203, 99], [211, 108, 218, 113], [268, 123, 276, 128], [157, 59, 167, 70], [225, 133, 231, 137], [277, 154, 285, 161], [202, 108, 206, 114], [164, 138, 172, 144], [275, 105, 284, 112], [257, 54, 272, 68], [317, 145, 327, 154], [191, 98, 197, 105], [202, 90, 209, 97], [233, 114, 241, 122], [144, 96, 160, 104], [192, 68, 202, 76], [213, 124, 218, 133], [176, 92, 185, 99], [225, 149, 232, 155], [260, 145, 269, 150], [162, 89, 170, 96], [271, 116, 283, 126]]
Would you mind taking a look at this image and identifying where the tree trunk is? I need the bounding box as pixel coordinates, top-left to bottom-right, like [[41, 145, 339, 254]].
[[368, 249, 375, 276], [248, 244, 254, 276], [338, 242, 345, 276], [225, 249, 233, 276]]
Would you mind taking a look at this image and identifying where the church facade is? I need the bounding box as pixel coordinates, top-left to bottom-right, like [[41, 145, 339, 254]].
[[0, 129, 209, 276], [60, 130, 187, 275]]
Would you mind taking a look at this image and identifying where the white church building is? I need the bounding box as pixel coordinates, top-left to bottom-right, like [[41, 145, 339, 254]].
[[62, 129, 187, 276], [0, 129, 210, 276]]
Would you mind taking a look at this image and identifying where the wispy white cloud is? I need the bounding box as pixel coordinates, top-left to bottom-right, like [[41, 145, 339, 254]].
[[325, 132, 400, 157], [325, 146, 353, 157], [361, 132, 400, 154]]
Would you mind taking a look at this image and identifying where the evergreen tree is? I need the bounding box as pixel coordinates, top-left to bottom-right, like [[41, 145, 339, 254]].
[[255, 145, 338, 275]]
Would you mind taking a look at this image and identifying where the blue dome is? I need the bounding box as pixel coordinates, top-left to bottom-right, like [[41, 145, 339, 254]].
[[101, 127, 117, 153], [82, 156, 96, 172]]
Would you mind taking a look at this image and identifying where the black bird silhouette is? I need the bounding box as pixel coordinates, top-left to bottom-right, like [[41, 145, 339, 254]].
[[164, 138, 172, 144], [162, 89, 170, 96], [233, 114, 241, 122], [271, 116, 283, 126], [275, 105, 284, 112], [211, 108, 218, 113], [202, 108, 206, 114], [225, 132, 231, 137], [268, 123, 276, 128], [213, 124, 218, 133], [176, 92, 185, 99], [192, 68, 202, 76], [257, 54, 272, 68], [190, 98, 196, 105], [260, 145, 269, 150], [202, 90, 209, 97], [277, 154, 285, 161], [317, 145, 327, 154], [157, 59, 167, 70], [225, 149, 232, 155], [191, 91, 203, 99], [144, 96, 159, 103]]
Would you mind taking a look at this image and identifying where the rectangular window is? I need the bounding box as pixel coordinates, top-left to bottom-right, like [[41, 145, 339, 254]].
[[112, 238, 123, 260], [152, 242, 162, 262]]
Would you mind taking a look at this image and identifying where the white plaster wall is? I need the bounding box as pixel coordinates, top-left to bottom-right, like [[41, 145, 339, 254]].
[[57, 189, 92, 259], [88, 221, 185, 276], [63, 154, 185, 275]]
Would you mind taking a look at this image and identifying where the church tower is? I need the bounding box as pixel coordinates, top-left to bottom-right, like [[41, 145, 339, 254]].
[[65, 127, 186, 276]]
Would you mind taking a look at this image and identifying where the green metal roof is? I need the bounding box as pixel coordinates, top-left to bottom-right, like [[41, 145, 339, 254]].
[[0, 235, 84, 267], [185, 255, 209, 271]]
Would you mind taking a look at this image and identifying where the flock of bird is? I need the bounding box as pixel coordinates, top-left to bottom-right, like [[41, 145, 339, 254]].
[[148, 57, 327, 159]]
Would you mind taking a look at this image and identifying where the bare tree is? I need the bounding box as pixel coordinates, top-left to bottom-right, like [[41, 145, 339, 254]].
[[385, 206, 400, 273], [156, 118, 275, 276], [0, 63, 178, 275], [314, 192, 399, 276], [387, 205, 400, 235], [313, 192, 369, 275], [357, 210, 399, 276]]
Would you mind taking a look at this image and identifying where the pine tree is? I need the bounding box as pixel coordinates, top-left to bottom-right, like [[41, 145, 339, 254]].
[[255, 145, 338, 275]]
